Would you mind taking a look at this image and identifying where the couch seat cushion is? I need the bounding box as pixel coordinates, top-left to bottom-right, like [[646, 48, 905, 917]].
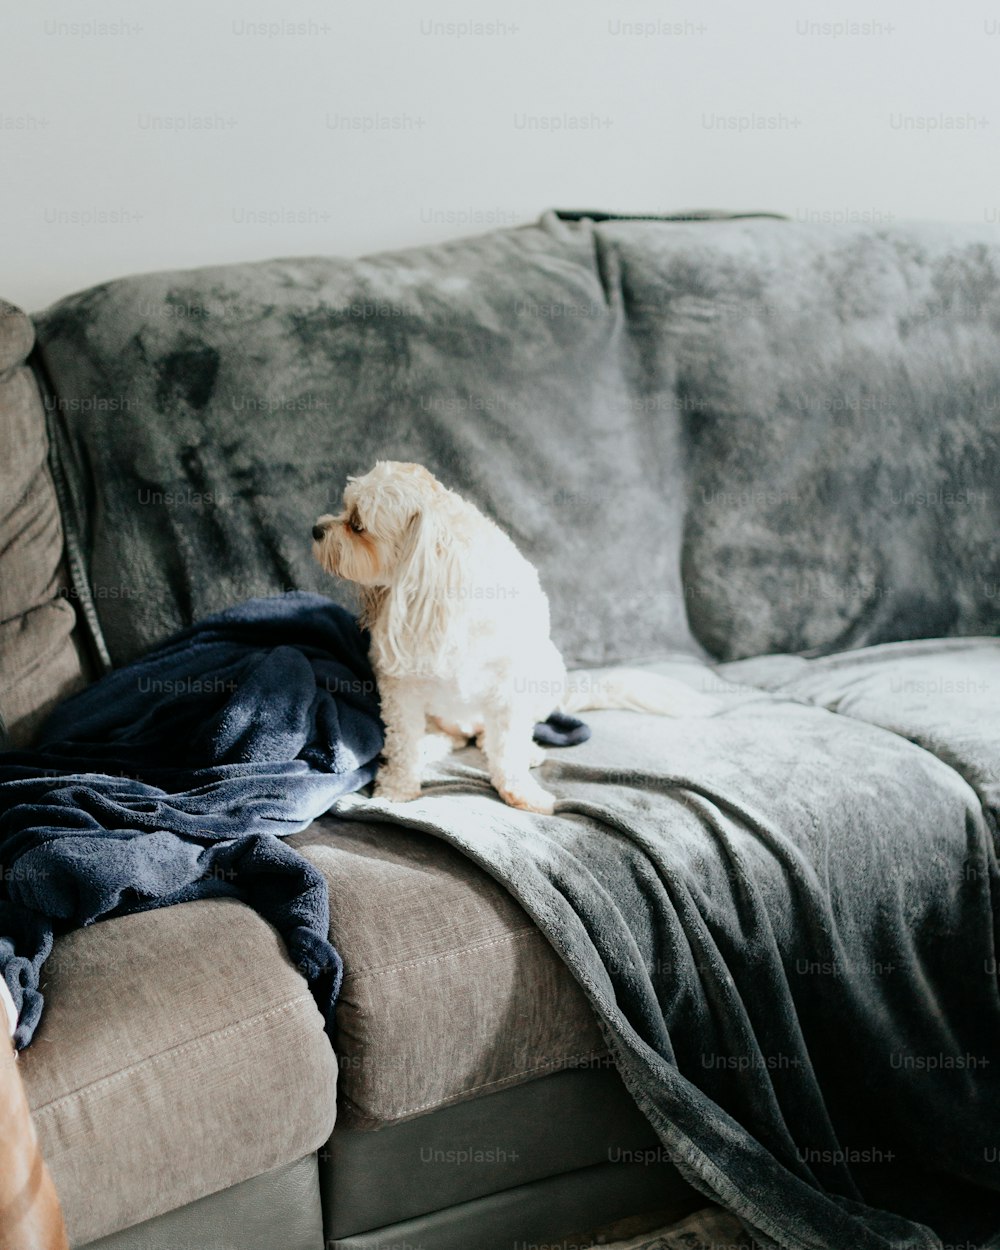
[[19, 897, 337, 1247], [287, 818, 608, 1128]]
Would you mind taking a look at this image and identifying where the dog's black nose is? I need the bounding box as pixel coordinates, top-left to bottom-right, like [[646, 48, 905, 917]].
[[312, 524, 326, 541]]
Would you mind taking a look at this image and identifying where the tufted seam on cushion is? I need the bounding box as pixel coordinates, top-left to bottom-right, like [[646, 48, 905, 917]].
[[32, 994, 316, 1116], [342, 925, 539, 980]]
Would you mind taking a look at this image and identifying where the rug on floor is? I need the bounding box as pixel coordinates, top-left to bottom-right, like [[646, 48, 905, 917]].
[[596, 1206, 753, 1249]]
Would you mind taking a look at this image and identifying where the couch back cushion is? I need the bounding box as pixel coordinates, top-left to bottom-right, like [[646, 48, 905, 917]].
[[0, 302, 86, 745], [603, 219, 1000, 658], [31, 216, 1000, 666], [30, 221, 695, 667]]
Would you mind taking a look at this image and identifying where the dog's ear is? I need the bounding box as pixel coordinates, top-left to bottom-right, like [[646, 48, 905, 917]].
[[379, 504, 465, 673]]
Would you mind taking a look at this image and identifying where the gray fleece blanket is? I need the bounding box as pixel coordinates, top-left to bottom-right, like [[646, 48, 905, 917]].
[[334, 645, 1000, 1250]]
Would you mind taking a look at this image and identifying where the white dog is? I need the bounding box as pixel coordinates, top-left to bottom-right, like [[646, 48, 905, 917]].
[[312, 461, 711, 814]]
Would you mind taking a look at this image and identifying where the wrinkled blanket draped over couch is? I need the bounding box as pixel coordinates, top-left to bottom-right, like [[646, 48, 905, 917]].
[[13, 212, 1000, 1249]]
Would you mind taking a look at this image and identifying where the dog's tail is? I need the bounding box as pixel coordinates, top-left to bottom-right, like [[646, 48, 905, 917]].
[[560, 668, 719, 717]]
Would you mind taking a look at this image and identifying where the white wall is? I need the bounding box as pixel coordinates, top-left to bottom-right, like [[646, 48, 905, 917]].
[[3, 0, 997, 312]]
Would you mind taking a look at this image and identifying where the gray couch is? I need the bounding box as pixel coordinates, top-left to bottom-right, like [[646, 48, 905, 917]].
[[1, 211, 998, 1249]]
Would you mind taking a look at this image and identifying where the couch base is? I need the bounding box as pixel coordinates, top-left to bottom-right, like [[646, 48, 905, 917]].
[[75, 1154, 323, 1250], [328, 1159, 700, 1250], [325, 1066, 700, 1247]]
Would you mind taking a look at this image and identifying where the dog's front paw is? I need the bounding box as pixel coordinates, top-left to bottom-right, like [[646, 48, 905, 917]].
[[496, 778, 555, 815], [374, 775, 422, 803]]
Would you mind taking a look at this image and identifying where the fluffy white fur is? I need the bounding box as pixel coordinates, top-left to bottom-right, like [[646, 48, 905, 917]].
[[313, 461, 714, 814]]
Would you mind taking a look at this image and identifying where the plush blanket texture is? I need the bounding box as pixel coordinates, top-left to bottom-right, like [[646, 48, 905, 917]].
[[0, 594, 380, 1047], [334, 643, 1000, 1250]]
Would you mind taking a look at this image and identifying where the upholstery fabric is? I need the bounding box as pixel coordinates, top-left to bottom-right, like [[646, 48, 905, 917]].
[[30, 217, 1000, 670], [0, 302, 84, 745], [324, 1160, 697, 1250], [0, 591, 588, 1050], [19, 897, 338, 1246], [287, 816, 606, 1127]]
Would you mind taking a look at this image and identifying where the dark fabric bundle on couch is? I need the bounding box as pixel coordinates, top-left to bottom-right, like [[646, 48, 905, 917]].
[[0, 593, 382, 1047], [0, 592, 589, 1048]]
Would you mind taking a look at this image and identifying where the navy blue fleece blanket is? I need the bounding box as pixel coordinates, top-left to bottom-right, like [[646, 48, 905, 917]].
[[0, 594, 383, 1047], [0, 593, 587, 1049]]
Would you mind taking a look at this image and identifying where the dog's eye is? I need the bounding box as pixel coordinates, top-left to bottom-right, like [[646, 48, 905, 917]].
[[349, 516, 365, 534]]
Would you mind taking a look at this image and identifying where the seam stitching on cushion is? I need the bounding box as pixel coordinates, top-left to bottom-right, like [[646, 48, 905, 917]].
[[32, 994, 315, 1116], [343, 925, 538, 980], [364, 1049, 612, 1121]]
